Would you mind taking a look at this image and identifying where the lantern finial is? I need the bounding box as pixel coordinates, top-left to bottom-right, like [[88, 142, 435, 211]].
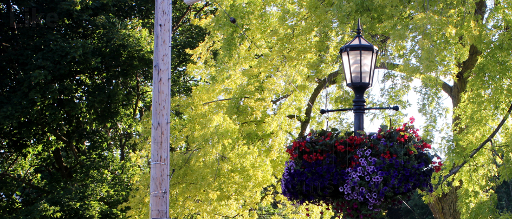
[[356, 18, 362, 35]]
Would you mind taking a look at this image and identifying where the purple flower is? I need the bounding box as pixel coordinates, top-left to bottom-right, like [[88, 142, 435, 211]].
[[281, 134, 437, 218]]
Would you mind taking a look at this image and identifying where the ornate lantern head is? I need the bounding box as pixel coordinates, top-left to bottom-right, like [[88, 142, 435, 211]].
[[340, 19, 379, 89]]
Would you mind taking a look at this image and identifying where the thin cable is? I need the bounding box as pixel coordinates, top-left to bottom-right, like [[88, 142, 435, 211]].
[[398, 196, 420, 219]]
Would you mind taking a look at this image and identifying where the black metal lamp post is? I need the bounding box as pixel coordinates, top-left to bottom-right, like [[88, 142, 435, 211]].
[[321, 19, 398, 135]]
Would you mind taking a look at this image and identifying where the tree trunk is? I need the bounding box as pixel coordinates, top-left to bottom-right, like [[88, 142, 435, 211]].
[[428, 183, 462, 219], [429, 39, 482, 219]]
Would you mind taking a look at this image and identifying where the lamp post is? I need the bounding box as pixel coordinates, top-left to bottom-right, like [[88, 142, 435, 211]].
[[320, 19, 398, 135]]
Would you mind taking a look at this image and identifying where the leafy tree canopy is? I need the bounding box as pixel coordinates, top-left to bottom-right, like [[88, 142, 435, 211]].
[[157, 0, 512, 218], [0, 0, 162, 217]]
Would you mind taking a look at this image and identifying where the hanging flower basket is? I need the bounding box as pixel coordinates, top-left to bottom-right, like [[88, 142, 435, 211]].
[[281, 118, 442, 218]]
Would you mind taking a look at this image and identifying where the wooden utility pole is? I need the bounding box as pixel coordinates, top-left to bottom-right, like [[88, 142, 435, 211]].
[[150, 0, 201, 218], [150, 0, 171, 218]]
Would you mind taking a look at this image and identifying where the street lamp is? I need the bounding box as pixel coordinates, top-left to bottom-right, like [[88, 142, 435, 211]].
[[341, 19, 377, 134], [320, 19, 398, 135]]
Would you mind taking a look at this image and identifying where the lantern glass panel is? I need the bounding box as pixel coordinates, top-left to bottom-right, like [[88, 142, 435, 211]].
[[348, 50, 361, 82], [341, 51, 351, 84], [346, 50, 372, 84], [360, 50, 373, 83], [370, 51, 377, 86]]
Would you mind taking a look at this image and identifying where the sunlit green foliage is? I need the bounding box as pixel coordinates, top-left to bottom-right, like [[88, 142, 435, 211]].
[[3, 0, 510, 218], [150, 0, 512, 218]]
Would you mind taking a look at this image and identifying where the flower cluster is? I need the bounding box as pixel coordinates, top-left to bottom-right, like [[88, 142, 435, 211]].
[[281, 118, 441, 218]]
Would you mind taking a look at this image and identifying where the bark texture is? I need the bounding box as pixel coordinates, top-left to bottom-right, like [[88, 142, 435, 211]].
[[428, 1, 486, 218], [428, 183, 462, 219]]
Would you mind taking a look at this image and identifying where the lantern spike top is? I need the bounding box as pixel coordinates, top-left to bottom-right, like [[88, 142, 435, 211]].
[[356, 18, 362, 36]]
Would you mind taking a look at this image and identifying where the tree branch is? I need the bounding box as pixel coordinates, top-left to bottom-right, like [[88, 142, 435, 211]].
[[441, 81, 453, 99], [52, 147, 72, 179], [194, 2, 210, 19], [202, 96, 249, 105], [298, 70, 340, 137], [172, 5, 192, 34], [0, 172, 50, 193], [46, 128, 69, 145], [439, 102, 512, 187], [286, 115, 301, 120], [272, 93, 291, 105]]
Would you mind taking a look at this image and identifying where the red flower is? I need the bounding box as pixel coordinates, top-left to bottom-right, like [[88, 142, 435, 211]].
[[381, 151, 392, 159]]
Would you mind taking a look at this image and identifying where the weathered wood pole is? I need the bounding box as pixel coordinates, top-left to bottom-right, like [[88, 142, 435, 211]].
[[150, 0, 171, 218]]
